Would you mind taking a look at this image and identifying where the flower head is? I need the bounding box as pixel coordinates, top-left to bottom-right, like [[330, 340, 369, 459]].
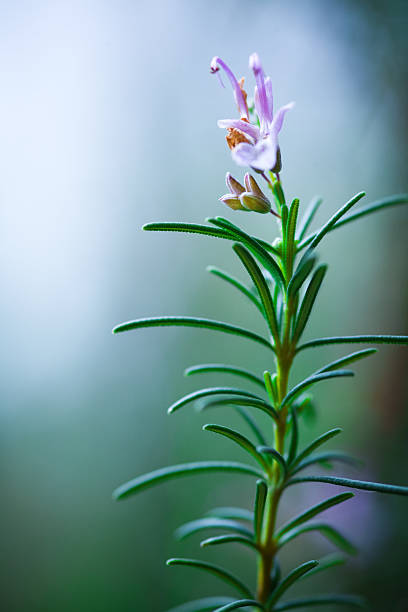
[[211, 53, 294, 173]]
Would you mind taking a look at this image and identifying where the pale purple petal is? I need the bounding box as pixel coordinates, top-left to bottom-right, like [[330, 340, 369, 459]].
[[231, 142, 258, 167], [248, 133, 279, 172], [270, 102, 295, 138], [249, 53, 272, 125], [217, 119, 260, 142], [210, 56, 249, 120], [264, 76, 273, 122]]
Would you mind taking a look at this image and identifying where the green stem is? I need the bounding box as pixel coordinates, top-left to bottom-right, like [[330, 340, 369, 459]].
[[256, 217, 296, 606]]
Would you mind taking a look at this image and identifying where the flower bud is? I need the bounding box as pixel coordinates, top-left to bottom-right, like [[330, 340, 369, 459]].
[[239, 192, 271, 213], [244, 173, 265, 198], [219, 194, 249, 211], [225, 172, 245, 196]]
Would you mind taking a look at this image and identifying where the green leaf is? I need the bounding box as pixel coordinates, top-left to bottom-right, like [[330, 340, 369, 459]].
[[299, 554, 345, 581], [296, 196, 322, 241], [292, 451, 361, 475], [292, 265, 327, 343], [267, 560, 319, 607], [273, 594, 367, 610], [287, 252, 317, 297], [254, 480, 268, 540], [113, 316, 274, 352], [233, 244, 280, 343], [208, 217, 285, 287], [203, 424, 270, 472], [198, 396, 279, 423], [256, 447, 288, 477], [298, 335, 408, 351], [284, 198, 300, 277], [143, 221, 234, 240], [205, 507, 254, 522], [264, 371, 278, 405], [175, 517, 253, 540], [330, 193, 408, 230], [214, 600, 265, 612], [291, 428, 343, 468], [184, 363, 265, 389], [168, 387, 263, 415], [166, 558, 253, 599], [281, 371, 354, 408], [200, 534, 258, 552], [234, 406, 268, 446], [207, 266, 264, 314], [316, 348, 377, 373], [297, 191, 366, 251], [277, 492, 354, 537], [287, 407, 299, 465], [166, 597, 235, 612], [287, 475, 408, 496], [113, 461, 264, 500], [278, 522, 357, 555]]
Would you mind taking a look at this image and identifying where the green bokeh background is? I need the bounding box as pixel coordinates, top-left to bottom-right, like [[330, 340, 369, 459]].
[[1, 1, 407, 610]]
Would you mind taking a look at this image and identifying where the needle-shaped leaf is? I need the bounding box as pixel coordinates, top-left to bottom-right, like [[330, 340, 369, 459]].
[[277, 492, 354, 537], [143, 221, 235, 240], [113, 317, 273, 352], [175, 517, 253, 541], [233, 244, 280, 342], [200, 535, 258, 552], [273, 594, 367, 610], [281, 371, 354, 408], [292, 265, 327, 343], [296, 196, 322, 241], [291, 428, 343, 468], [207, 266, 264, 314], [267, 560, 319, 607], [287, 407, 299, 465], [316, 348, 377, 373], [299, 554, 345, 581], [166, 597, 235, 612], [254, 480, 268, 540], [278, 522, 357, 555], [208, 217, 285, 287], [168, 387, 263, 414], [330, 193, 408, 230], [286, 475, 408, 496], [198, 396, 279, 423], [113, 461, 263, 500], [234, 406, 268, 446], [166, 558, 253, 599], [205, 507, 254, 522], [214, 600, 265, 612], [184, 363, 265, 388], [298, 335, 408, 351], [284, 198, 300, 277], [256, 447, 288, 477], [203, 424, 270, 472], [287, 252, 316, 297], [297, 191, 365, 251], [292, 451, 361, 475]]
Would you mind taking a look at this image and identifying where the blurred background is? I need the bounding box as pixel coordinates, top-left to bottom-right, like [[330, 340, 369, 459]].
[[0, 0, 407, 610]]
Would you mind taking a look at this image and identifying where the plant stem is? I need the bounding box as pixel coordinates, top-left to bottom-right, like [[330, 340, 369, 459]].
[[256, 218, 296, 606]]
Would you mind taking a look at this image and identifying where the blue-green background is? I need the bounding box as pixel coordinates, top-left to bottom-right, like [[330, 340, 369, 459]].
[[1, 1, 407, 610]]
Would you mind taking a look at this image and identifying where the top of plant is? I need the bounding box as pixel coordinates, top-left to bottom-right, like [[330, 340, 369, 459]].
[[211, 53, 294, 174]]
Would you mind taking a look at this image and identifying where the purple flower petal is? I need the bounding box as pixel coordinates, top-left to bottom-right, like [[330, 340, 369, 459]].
[[249, 52, 272, 126], [231, 142, 258, 167], [217, 119, 260, 142], [270, 102, 295, 138], [210, 56, 249, 120]]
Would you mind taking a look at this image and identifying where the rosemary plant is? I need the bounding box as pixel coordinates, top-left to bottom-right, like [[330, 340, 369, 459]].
[[113, 53, 408, 611]]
